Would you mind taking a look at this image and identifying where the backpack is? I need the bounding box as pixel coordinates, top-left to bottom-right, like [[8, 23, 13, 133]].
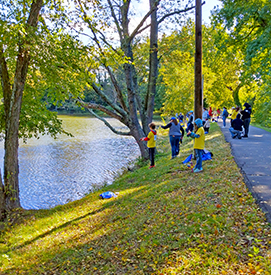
[[225, 110, 229, 118]]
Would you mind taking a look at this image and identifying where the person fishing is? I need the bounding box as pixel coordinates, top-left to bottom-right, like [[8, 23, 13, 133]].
[[161, 117, 184, 159]]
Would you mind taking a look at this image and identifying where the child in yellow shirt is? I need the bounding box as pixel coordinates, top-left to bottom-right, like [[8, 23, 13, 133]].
[[140, 123, 157, 168], [187, 118, 205, 173]]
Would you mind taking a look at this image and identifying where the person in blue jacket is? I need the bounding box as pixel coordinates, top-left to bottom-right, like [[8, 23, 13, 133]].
[[222, 107, 229, 128], [161, 117, 184, 159]]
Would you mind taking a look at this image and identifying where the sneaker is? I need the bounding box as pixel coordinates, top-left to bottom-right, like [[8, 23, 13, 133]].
[[243, 135, 248, 138], [193, 168, 203, 173], [232, 135, 237, 139], [149, 165, 155, 169]]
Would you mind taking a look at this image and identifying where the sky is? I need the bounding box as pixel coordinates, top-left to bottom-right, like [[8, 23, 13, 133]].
[[129, 0, 222, 32], [202, 0, 222, 24]]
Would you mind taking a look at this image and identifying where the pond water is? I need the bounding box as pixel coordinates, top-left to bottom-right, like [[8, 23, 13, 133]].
[[0, 116, 140, 210]]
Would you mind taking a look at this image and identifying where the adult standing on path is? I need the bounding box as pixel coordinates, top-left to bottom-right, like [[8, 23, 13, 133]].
[[241, 102, 252, 138], [161, 117, 184, 159], [219, 122, 271, 224], [222, 107, 228, 128]]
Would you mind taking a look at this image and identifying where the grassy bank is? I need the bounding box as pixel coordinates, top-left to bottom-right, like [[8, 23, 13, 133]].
[[251, 123, 271, 133], [0, 123, 270, 274]]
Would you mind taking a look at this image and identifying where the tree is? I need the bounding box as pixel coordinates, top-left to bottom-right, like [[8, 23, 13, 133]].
[[159, 28, 195, 117], [212, 0, 271, 124], [0, 0, 45, 215], [157, 21, 258, 114], [0, 0, 87, 216], [71, 0, 196, 159]]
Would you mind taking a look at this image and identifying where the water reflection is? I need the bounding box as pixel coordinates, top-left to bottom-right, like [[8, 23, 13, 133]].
[[0, 116, 140, 210]]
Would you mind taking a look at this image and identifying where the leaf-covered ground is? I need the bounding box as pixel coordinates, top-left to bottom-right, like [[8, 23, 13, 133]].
[[0, 123, 270, 274]]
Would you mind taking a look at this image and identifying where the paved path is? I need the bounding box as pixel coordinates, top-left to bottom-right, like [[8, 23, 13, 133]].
[[218, 119, 271, 223]]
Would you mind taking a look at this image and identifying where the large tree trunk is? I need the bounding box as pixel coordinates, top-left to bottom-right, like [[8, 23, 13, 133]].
[[194, 0, 203, 119], [4, 60, 26, 209], [146, 0, 159, 127], [119, 0, 150, 160], [123, 39, 149, 159], [4, 120, 21, 210], [0, 170, 5, 219], [0, 0, 43, 212]]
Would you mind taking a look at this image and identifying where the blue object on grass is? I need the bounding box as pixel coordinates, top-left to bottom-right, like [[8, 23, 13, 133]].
[[183, 152, 212, 164], [99, 191, 117, 199], [202, 152, 212, 161], [182, 154, 192, 164]]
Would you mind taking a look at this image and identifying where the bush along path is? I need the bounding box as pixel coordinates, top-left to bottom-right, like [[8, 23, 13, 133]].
[[0, 123, 270, 274]]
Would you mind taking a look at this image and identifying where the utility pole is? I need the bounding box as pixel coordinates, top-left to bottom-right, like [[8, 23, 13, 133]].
[[194, 0, 203, 119]]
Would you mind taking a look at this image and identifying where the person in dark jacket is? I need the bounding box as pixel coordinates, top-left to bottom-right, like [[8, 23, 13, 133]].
[[229, 114, 244, 139], [240, 102, 252, 138], [186, 110, 194, 133], [161, 117, 184, 159]]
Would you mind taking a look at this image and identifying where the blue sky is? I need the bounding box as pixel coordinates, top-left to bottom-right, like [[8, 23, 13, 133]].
[[202, 0, 222, 24]]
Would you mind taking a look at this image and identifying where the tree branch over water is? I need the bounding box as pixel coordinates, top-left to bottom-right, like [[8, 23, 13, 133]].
[[76, 97, 131, 136]]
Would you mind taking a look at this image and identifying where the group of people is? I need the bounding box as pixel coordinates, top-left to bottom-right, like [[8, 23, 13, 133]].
[[225, 103, 252, 139], [139, 102, 252, 173], [140, 112, 205, 173]]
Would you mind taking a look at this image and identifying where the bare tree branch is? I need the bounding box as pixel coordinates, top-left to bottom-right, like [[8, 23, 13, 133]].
[[157, 4, 197, 25], [105, 66, 129, 113], [129, 1, 158, 41], [77, 98, 131, 136], [89, 109, 131, 136], [77, 97, 124, 121], [107, 0, 123, 40], [89, 80, 128, 119], [131, 2, 206, 38]]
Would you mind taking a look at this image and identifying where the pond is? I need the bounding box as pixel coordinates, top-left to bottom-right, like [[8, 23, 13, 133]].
[[0, 116, 140, 210]]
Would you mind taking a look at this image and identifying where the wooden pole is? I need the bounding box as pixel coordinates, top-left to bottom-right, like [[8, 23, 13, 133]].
[[194, 0, 203, 120]]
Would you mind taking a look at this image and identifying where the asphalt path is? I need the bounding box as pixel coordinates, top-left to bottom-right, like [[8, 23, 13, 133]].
[[218, 119, 271, 223]]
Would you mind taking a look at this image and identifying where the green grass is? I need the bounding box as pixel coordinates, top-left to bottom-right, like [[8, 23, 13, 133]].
[[251, 123, 271, 133], [0, 123, 271, 274]]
